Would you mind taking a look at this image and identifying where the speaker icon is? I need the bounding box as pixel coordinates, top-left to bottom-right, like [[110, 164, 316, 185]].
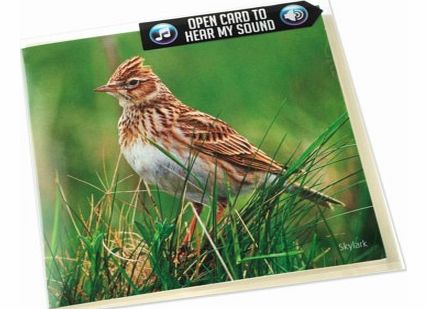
[[280, 5, 309, 26]]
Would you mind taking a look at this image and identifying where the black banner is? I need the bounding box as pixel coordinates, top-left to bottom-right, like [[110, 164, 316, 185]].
[[139, 1, 322, 50]]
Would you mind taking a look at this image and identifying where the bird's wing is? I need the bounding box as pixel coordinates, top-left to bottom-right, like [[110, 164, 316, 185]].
[[176, 110, 283, 173]]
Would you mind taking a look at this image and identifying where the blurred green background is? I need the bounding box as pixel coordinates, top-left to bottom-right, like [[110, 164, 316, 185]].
[[22, 19, 384, 261]]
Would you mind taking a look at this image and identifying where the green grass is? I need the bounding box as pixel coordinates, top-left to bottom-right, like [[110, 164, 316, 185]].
[[45, 113, 385, 307]]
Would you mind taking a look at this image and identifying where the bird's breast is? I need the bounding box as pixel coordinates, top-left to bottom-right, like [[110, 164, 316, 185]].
[[119, 138, 222, 203], [121, 139, 171, 184]]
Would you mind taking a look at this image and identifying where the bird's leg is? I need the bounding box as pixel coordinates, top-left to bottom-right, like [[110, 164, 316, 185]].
[[216, 197, 228, 223], [182, 202, 203, 247], [174, 203, 203, 265], [176, 199, 227, 265]]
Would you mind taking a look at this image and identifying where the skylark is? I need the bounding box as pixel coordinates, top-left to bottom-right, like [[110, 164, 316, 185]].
[[95, 56, 343, 245]]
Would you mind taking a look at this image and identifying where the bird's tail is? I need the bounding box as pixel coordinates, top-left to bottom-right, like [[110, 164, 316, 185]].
[[287, 183, 345, 209]]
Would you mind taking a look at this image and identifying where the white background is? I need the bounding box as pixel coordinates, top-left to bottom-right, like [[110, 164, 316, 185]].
[[1, 0, 424, 307]]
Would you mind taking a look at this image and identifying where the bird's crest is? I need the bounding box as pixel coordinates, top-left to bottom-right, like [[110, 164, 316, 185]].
[[108, 56, 152, 82]]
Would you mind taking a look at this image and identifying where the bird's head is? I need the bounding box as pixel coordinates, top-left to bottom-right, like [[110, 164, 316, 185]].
[[95, 56, 158, 107]]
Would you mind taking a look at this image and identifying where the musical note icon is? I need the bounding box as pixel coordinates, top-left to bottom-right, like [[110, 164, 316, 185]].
[[155, 27, 171, 41], [149, 23, 178, 45]]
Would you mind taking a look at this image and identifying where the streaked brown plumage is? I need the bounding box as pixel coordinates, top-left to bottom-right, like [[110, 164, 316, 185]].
[[96, 56, 344, 245]]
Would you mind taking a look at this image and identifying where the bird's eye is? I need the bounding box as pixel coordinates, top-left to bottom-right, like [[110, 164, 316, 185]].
[[127, 79, 140, 88]]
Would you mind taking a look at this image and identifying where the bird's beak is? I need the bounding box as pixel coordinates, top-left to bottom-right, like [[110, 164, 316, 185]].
[[94, 84, 118, 93]]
